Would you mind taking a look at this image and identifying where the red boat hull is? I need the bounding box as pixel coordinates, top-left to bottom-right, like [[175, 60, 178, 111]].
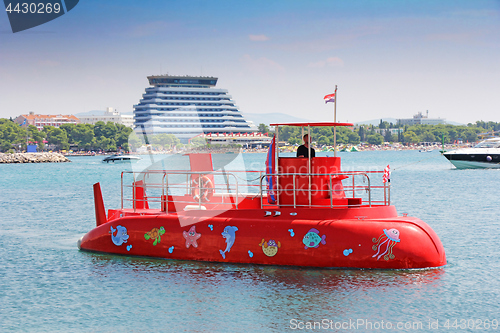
[[78, 205, 446, 269]]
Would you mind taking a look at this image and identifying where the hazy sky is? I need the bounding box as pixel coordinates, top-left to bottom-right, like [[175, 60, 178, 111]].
[[1, 0, 499, 124]]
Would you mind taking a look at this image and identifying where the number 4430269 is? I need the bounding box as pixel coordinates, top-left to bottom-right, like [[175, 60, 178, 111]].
[[5, 2, 62, 14], [444, 319, 499, 330]]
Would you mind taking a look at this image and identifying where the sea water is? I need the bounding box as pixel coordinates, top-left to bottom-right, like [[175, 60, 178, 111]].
[[1, 151, 499, 332]]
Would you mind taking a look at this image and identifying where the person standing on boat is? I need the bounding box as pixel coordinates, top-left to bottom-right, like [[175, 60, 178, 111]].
[[297, 134, 315, 158]]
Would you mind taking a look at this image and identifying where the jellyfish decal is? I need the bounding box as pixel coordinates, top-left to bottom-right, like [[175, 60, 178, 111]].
[[372, 228, 400, 260]]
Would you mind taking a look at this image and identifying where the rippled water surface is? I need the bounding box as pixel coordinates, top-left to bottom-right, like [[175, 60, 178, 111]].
[[1, 151, 499, 332]]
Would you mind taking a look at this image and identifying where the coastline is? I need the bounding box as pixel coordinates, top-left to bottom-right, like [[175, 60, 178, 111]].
[[0, 152, 71, 164]]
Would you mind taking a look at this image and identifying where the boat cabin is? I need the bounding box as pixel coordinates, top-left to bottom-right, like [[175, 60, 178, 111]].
[[110, 122, 390, 219]]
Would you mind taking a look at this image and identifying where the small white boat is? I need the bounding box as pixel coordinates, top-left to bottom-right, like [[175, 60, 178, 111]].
[[102, 154, 141, 163], [443, 137, 500, 169]]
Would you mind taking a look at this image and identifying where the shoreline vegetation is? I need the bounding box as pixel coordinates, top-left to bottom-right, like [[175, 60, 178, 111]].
[[0, 141, 480, 163], [2, 118, 499, 157]]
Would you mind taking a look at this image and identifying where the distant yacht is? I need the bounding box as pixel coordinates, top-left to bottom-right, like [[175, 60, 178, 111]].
[[443, 137, 500, 169], [102, 154, 141, 163], [133, 75, 257, 142]]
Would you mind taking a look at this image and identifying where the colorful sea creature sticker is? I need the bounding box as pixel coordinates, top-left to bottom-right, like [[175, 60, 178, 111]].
[[110, 225, 129, 246], [183, 226, 201, 248], [144, 226, 165, 246], [288, 229, 295, 237], [259, 239, 281, 257], [303, 228, 326, 249], [372, 228, 401, 260], [220, 226, 238, 259], [127, 245, 132, 251]]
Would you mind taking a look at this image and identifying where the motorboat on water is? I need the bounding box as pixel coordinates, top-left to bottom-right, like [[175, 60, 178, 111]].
[[79, 122, 446, 269], [102, 154, 141, 163], [443, 137, 500, 169]]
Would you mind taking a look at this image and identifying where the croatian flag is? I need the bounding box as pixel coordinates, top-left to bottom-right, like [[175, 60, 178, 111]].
[[383, 165, 391, 183], [324, 93, 335, 104], [265, 135, 277, 204]]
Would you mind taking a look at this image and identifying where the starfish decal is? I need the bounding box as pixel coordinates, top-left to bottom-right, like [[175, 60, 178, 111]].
[[183, 226, 201, 248]]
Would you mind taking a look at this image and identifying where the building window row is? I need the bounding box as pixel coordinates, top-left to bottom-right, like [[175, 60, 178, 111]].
[[135, 107, 237, 113], [153, 97, 227, 101], [135, 111, 238, 117], [152, 90, 222, 95], [155, 85, 211, 88], [145, 102, 229, 107], [138, 102, 234, 107]]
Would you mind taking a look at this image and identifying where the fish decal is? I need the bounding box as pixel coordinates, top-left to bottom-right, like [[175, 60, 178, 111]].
[[220, 226, 238, 259], [110, 225, 129, 246], [303, 228, 326, 249]]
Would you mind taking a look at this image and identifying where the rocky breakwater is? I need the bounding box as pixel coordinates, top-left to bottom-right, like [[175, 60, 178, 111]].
[[0, 152, 71, 164]]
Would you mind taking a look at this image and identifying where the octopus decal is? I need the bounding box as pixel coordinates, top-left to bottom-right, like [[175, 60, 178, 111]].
[[372, 228, 400, 260]]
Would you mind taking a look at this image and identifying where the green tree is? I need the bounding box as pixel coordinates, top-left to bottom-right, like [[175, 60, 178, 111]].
[[383, 130, 393, 142], [95, 136, 116, 151], [367, 133, 384, 145], [317, 135, 329, 145], [379, 120, 388, 129], [28, 125, 45, 150], [102, 122, 118, 138], [257, 123, 269, 134], [421, 131, 436, 142], [93, 121, 106, 138], [0, 119, 24, 151], [347, 131, 360, 144], [47, 128, 69, 150], [403, 130, 419, 144], [115, 124, 133, 148], [358, 126, 366, 142], [334, 128, 349, 144], [190, 136, 207, 147], [60, 123, 95, 149]]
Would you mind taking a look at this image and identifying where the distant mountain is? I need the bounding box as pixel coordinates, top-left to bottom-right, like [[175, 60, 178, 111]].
[[445, 120, 464, 126], [354, 118, 398, 126], [75, 110, 134, 116], [75, 110, 106, 116], [243, 112, 311, 126], [355, 118, 464, 126]]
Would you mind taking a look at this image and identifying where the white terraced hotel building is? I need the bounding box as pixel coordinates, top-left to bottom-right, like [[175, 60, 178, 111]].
[[134, 75, 257, 142]]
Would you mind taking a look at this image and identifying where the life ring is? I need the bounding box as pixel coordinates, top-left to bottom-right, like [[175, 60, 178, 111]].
[[191, 175, 214, 203]]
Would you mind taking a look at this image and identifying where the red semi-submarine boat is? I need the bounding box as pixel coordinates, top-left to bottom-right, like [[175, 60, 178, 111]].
[[78, 122, 446, 269]]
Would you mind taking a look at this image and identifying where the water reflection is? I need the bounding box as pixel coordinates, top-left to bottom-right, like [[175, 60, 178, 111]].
[[83, 252, 444, 295], [80, 252, 446, 329]]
